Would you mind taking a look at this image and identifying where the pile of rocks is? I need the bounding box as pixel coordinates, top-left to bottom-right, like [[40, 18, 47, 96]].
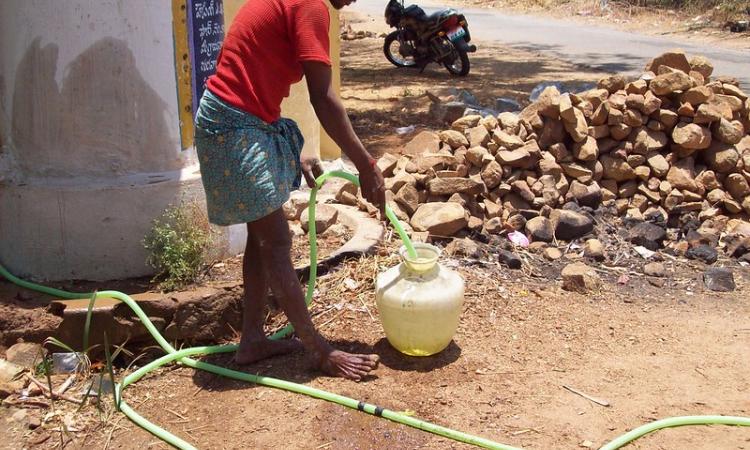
[[335, 50, 750, 262]]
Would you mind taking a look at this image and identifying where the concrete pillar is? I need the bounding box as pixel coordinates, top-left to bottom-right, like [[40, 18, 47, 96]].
[[0, 0, 215, 281], [0, 0, 341, 282]]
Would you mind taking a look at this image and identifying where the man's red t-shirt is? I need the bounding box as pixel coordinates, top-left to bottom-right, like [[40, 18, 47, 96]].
[[207, 0, 332, 124]]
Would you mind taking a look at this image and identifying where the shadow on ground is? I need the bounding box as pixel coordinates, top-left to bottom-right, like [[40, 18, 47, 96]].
[[340, 39, 607, 156]]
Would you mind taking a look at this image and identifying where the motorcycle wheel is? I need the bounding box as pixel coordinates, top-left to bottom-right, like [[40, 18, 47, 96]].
[[443, 47, 470, 76], [383, 31, 418, 68]]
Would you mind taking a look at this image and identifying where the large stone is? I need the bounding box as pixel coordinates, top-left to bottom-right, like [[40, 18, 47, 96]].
[[664, 189, 685, 211], [539, 118, 567, 150], [492, 129, 525, 150], [465, 146, 491, 167], [682, 86, 713, 106], [644, 262, 666, 277], [496, 148, 532, 168], [512, 180, 536, 203], [481, 160, 504, 190], [633, 127, 669, 154], [539, 157, 562, 175], [649, 70, 694, 96], [403, 131, 441, 156], [451, 115, 482, 133], [561, 162, 593, 182], [564, 107, 589, 143], [433, 101, 468, 124], [686, 244, 719, 265], [713, 119, 744, 145], [411, 202, 468, 236], [723, 83, 748, 100], [715, 94, 744, 112], [376, 153, 400, 177], [467, 125, 491, 148], [642, 91, 663, 115], [498, 249, 523, 269], [439, 129, 469, 149], [583, 238, 605, 261], [526, 216, 554, 242], [536, 86, 562, 118], [646, 50, 692, 74], [695, 101, 733, 125], [601, 154, 637, 182], [568, 180, 602, 208], [672, 123, 711, 150], [703, 267, 735, 292], [0, 359, 25, 398], [704, 142, 740, 173], [301, 204, 339, 234], [573, 136, 599, 161], [550, 209, 594, 241], [559, 93, 576, 121], [666, 157, 699, 192], [483, 217, 504, 234], [445, 238, 481, 258], [598, 74, 626, 93], [498, 112, 521, 135], [335, 182, 360, 206], [647, 153, 670, 178], [5, 343, 42, 370], [385, 171, 417, 192], [561, 263, 601, 293], [689, 55, 714, 79], [628, 222, 667, 250], [725, 173, 750, 201], [394, 183, 420, 216], [427, 177, 484, 196]]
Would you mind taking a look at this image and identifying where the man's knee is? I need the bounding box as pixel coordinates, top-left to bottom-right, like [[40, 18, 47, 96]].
[[255, 230, 292, 257]]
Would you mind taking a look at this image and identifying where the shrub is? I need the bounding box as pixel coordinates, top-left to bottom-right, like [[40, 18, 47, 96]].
[[143, 201, 213, 291]]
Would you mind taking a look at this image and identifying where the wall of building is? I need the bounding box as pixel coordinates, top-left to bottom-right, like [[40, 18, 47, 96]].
[[0, 0, 203, 281], [0, 0, 341, 281]]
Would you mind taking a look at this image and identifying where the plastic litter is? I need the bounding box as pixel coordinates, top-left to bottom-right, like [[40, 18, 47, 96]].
[[633, 246, 655, 259], [508, 231, 530, 247], [396, 125, 416, 135], [81, 374, 114, 396], [52, 352, 83, 374]]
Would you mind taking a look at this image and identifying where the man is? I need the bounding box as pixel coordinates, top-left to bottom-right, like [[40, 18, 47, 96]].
[[194, 0, 385, 381]]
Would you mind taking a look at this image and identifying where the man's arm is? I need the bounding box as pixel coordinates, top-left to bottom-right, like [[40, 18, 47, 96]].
[[302, 61, 385, 214]]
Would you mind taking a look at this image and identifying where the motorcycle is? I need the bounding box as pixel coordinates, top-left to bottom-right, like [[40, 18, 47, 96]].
[[383, 0, 477, 76]]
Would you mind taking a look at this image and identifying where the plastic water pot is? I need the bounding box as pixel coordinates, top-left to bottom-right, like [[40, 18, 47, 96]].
[[375, 243, 465, 356]]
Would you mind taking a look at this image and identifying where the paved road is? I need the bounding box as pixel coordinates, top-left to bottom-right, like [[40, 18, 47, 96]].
[[351, 1, 750, 88]]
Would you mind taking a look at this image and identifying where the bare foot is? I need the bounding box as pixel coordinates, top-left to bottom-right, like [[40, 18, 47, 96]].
[[317, 350, 380, 381], [233, 338, 304, 365]]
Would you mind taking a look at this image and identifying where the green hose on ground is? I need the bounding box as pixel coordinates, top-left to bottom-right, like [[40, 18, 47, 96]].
[[1, 170, 748, 450]]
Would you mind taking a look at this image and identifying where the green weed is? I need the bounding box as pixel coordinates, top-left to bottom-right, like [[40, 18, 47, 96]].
[[143, 201, 213, 291]]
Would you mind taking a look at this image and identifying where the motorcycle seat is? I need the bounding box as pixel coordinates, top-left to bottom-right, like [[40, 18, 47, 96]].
[[403, 5, 448, 23]]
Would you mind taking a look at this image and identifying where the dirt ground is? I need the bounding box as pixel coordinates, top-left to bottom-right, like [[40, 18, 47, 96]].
[[2, 11, 750, 450], [338, 13, 605, 159], [4, 238, 748, 450]]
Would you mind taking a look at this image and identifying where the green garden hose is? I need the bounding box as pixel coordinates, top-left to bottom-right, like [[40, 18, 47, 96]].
[[1, 170, 748, 450]]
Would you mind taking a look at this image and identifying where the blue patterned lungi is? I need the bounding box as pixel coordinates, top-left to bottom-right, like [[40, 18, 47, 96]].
[[195, 89, 304, 226]]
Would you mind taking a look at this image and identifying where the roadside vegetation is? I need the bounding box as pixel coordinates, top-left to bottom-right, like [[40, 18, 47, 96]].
[[481, 0, 750, 27]]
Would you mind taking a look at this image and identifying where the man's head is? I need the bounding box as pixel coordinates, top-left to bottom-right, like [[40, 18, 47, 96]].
[[329, 0, 356, 10]]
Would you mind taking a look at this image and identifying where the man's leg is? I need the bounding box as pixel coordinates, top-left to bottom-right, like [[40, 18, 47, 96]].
[[247, 208, 379, 381], [234, 228, 304, 364]]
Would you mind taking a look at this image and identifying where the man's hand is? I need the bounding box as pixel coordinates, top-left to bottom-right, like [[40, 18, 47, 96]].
[[358, 161, 386, 218], [301, 61, 386, 217], [301, 155, 324, 189]]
